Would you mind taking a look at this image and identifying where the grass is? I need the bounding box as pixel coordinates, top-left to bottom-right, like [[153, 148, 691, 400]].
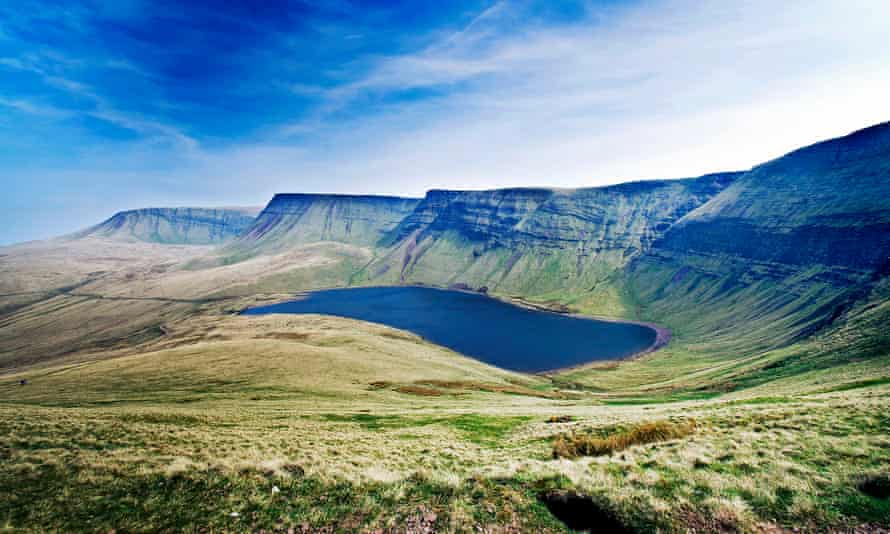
[[1, 235, 889, 531], [318, 413, 531, 446], [2, 389, 888, 532], [552, 419, 697, 458], [1, 332, 888, 532], [0, 461, 572, 532]]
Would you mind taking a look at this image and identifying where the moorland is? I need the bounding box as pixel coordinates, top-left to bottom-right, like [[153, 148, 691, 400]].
[[1, 123, 889, 532]]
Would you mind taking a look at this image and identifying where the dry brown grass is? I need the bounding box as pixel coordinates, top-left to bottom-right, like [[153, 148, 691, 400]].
[[546, 415, 575, 424], [553, 419, 697, 458], [416, 379, 571, 399], [393, 384, 446, 396]]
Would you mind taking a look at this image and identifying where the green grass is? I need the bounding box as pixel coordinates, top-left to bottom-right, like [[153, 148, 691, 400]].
[[319, 413, 531, 446], [0, 462, 572, 533]]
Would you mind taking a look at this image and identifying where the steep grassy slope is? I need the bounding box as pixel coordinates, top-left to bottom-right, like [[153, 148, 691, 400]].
[[75, 207, 259, 245], [230, 193, 419, 259], [362, 175, 739, 315], [626, 122, 890, 360]]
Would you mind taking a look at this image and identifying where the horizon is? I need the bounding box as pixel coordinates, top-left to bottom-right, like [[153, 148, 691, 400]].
[[3, 119, 887, 246], [2, 0, 890, 245]]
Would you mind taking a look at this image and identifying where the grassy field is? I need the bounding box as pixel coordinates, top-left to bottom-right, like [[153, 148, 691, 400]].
[[0, 238, 888, 532]]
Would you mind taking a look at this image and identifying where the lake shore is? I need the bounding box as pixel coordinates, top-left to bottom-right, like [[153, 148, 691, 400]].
[[493, 295, 671, 353], [240, 283, 672, 374]]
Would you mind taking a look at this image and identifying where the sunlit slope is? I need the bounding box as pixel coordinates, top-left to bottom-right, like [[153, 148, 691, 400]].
[[360, 176, 738, 315], [0, 313, 548, 408], [73, 207, 259, 245], [626, 122, 890, 356], [227, 193, 420, 259]]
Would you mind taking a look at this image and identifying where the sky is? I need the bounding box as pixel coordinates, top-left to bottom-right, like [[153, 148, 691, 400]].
[[1, 0, 890, 245]]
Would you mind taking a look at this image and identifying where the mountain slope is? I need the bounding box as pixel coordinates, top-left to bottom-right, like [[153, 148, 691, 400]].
[[626, 121, 890, 357], [361, 174, 739, 314], [230, 194, 420, 257], [76, 207, 259, 245]]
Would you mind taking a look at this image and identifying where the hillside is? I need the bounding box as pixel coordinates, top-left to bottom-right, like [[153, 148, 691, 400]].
[[627, 122, 890, 360], [76, 207, 260, 245], [229, 193, 420, 258], [0, 122, 888, 532], [361, 174, 739, 314]]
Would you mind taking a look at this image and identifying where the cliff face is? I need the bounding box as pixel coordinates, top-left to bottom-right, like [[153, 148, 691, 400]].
[[361, 174, 739, 311], [234, 194, 420, 254], [222, 121, 890, 360], [627, 121, 890, 351], [381, 188, 554, 246], [77, 207, 259, 245], [658, 122, 890, 271]]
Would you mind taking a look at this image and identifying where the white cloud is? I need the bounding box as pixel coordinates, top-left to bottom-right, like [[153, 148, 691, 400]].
[[5, 0, 890, 243], [245, 0, 890, 195]]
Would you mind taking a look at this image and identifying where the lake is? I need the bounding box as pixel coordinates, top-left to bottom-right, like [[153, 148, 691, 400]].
[[241, 286, 658, 373]]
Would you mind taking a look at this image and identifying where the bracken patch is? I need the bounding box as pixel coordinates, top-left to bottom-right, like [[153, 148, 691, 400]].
[[553, 419, 697, 459]]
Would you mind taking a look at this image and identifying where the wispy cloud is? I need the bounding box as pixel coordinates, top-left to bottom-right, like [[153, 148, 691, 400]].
[[2, 0, 890, 245], [264, 0, 890, 193]]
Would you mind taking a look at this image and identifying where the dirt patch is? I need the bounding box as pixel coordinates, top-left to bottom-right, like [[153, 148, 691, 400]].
[[546, 415, 575, 424], [858, 474, 890, 499], [257, 332, 311, 341], [539, 490, 631, 533]]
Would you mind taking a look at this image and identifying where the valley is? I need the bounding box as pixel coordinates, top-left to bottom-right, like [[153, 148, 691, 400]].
[[0, 123, 889, 532]]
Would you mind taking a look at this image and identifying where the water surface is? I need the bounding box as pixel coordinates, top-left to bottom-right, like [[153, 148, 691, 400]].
[[242, 286, 657, 373]]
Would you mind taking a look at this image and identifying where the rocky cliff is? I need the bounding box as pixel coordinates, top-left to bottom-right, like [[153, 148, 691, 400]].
[[226, 121, 890, 360], [360, 174, 739, 312], [76, 207, 259, 245]]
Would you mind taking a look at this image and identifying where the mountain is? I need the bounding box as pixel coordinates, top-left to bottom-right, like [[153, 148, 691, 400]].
[[76, 207, 260, 245], [14, 121, 889, 383], [359, 174, 740, 313], [230, 193, 420, 257], [628, 121, 890, 354], [215, 122, 890, 369]]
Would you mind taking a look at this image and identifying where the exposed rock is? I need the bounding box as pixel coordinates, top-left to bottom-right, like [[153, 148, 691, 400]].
[[362, 174, 739, 296]]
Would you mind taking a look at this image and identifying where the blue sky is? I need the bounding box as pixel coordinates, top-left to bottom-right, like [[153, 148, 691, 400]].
[[2, 0, 889, 244]]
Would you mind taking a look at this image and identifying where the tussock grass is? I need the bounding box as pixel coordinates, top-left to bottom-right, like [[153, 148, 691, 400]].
[[393, 384, 446, 396], [553, 419, 697, 459], [416, 379, 570, 399], [546, 415, 575, 424]]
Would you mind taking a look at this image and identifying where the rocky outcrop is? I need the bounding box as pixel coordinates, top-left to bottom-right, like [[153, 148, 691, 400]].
[[76, 207, 259, 245]]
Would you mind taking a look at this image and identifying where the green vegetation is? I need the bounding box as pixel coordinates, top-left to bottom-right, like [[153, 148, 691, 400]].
[[1, 123, 890, 530]]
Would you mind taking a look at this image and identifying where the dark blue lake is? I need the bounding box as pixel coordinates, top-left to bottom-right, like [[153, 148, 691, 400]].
[[241, 286, 657, 373]]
